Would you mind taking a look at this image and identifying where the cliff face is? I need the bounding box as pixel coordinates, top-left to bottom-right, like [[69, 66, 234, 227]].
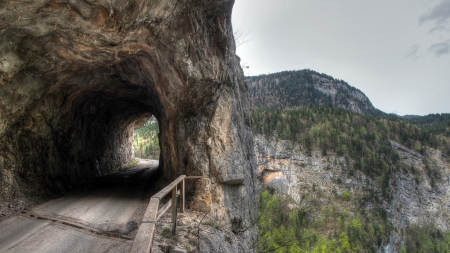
[[247, 70, 380, 115], [0, 0, 257, 246], [386, 141, 450, 251], [254, 135, 360, 204], [254, 135, 450, 252]]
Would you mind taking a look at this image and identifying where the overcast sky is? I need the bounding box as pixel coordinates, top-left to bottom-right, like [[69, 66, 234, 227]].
[[232, 0, 450, 116]]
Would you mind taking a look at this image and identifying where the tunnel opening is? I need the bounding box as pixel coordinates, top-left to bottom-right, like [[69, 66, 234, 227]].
[[0, 56, 171, 201], [133, 116, 160, 161], [49, 61, 168, 192]]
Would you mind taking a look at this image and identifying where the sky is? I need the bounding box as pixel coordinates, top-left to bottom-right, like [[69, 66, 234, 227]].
[[232, 0, 450, 116]]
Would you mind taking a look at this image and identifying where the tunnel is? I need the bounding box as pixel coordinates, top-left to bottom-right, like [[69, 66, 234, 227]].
[[0, 0, 257, 246]]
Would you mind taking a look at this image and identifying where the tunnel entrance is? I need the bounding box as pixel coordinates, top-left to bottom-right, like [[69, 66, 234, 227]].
[[133, 116, 160, 160], [0, 1, 258, 247]]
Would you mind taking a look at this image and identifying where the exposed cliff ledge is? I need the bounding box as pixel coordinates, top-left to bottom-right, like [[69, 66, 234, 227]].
[[0, 0, 257, 247]]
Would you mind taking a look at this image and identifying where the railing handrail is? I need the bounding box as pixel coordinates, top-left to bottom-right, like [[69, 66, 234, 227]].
[[152, 175, 186, 199], [130, 175, 207, 253]]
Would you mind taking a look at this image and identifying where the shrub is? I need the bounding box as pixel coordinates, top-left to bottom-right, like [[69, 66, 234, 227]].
[[162, 227, 171, 238], [342, 191, 351, 201]]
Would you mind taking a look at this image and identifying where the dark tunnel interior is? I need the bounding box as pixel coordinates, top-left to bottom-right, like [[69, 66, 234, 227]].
[[10, 58, 168, 198]]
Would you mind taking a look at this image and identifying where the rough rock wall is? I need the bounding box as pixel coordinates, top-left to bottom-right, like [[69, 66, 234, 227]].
[[254, 134, 371, 206], [254, 135, 450, 252], [385, 141, 450, 252], [0, 0, 257, 247]]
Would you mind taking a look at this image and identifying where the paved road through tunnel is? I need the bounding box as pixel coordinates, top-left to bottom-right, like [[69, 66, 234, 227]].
[[0, 159, 161, 253]]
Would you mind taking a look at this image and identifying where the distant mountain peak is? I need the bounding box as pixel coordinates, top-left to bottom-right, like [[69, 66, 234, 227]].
[[246, 69, 381, 115]]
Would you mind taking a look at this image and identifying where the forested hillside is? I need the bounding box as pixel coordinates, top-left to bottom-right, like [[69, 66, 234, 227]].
[[402, 113, 450, 138], [402, 113, 450, 126], [248, 70, 450, 252], [246, 70, 382, 115], [253, 107, 450, 253], [253, 107, 450, 180], [133, 118, 160, 159]]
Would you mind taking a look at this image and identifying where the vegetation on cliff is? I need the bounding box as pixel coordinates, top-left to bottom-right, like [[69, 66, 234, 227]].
[[258, 188, 392, 253], [252, 106, 450, 252], [258, 187, 450, 253], [403, 224, 450, 253], [253, 106, 449, 188]]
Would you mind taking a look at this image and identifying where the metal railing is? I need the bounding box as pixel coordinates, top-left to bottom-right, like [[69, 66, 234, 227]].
[[130, 175, 206, 253]]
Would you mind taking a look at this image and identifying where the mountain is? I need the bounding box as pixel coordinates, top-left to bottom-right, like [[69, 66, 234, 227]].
[[246, 69, 383, 116], [246, 69, 448, 135], [248, 70, 450, 252], [253, 106, 450, 253]]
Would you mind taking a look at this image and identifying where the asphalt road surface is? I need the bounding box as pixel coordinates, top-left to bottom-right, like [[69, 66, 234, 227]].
[[0, 159, 160, 253]]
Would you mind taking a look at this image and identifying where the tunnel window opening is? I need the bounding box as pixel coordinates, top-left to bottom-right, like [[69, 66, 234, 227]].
[[133, 116, 160, 160]]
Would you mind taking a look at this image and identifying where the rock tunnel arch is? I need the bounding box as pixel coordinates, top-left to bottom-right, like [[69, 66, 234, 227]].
[[0, 0, 257, 246]]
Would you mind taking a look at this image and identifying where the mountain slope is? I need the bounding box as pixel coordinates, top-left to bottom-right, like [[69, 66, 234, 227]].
[[401, 113, 450, 126], [248, 70, 450, 252], [253, 107, 450, 253], [246, 69, 382, 115], [402, 114, 450, 138]]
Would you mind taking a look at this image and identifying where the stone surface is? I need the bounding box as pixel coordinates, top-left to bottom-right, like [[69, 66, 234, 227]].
[[169, 248, 188, 253], [177, 219, 190, 226], [0, 0, 257, 249], [198, 229, 247, 253], [154, 209, 249, 253], [190, 178, 212, 212], [254, 134, 369, 205], [385, 141, 450, 252]]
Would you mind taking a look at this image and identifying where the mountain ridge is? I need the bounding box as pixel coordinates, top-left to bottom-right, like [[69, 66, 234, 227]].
[[246, 69, 450, 133], [249, 69, 450, 252], [246, 69, 384, 116]]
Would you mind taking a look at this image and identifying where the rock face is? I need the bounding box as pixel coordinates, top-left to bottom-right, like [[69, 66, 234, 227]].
[[254, 135, 450, 252], [254, 134, 371, 206], [385, 141, 450, 252], [0, 0, 257, 248]]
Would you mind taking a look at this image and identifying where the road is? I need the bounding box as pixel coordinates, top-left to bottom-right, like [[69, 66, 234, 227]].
[[0, 159, 160, 253]]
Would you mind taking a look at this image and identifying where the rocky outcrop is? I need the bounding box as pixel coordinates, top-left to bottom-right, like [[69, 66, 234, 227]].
[[254, 134, 370, 206], [153, 209, 249, 253], [385, 141, 450, 252], [0, 0, 257, 248], [254, 135, 450, 252]]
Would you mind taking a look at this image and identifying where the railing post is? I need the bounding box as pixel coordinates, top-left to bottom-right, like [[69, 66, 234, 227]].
[[130, 175, 188, 253], [171, 185, 177, 222], [180, 179, 185, 213], [172, 193, 178, 236]]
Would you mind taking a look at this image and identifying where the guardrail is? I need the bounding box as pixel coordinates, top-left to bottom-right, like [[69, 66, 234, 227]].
[[130, 175, 207, 253]]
